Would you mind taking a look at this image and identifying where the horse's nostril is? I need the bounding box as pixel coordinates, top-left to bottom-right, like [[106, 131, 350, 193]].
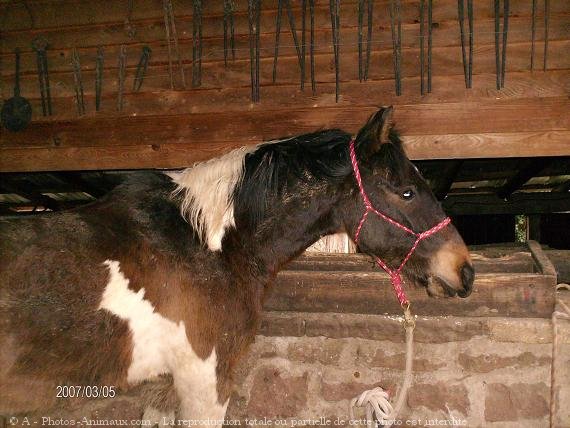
[[458, 262, 475, 298]]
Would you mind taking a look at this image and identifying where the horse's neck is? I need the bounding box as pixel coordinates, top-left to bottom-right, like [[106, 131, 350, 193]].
[[226, 191, 343, 276]]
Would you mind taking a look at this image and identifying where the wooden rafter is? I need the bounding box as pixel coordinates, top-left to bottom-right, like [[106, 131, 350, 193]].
[[432, 160, 464, 200], [552, 180, 570, 193], [496, 158, 553, 199], [0, 177, 60, 211], [51, 172, 109, 198]]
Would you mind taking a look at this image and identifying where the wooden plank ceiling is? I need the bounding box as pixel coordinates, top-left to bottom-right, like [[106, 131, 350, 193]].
[[0, 0, 569, 172]]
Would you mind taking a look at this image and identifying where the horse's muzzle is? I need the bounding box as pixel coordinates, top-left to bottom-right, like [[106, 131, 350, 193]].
[[457, 262, 475, 298]]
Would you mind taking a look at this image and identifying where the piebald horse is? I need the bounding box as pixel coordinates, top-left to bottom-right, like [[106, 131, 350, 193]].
[[0, 108, 474, 424]]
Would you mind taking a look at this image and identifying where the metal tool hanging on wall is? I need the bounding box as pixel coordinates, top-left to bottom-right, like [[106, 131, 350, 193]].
[[358, 0, 374, 82], [419, 0, 433, 94], [301, 0, 307, 90], [124, 0, 136, 38], [1, 48, 32, 132], [493, 0, 509, 90], [389, 0, 403, 96], [308, 0, 316, 95], [117, 45, 127, 111], [192, 0, 203, 87], [223, 0, 236, 67], [71, 48, 85, 115], [457, 0, 473, 89], [133, 46, 152, 92], [32, 36, 52, 116], [542, 0, 550, 71], [528, 0, 551, 72], [272, 0, 304, 89], [162, 0, 186, 89], [248, 0, 261, 102], [530, 0, 537, 71], [95, 47, 104, 111], [330, 0, 341, 101]]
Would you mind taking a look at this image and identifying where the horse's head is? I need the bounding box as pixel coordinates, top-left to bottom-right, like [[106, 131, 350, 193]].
[[342, 107, 474, 298]]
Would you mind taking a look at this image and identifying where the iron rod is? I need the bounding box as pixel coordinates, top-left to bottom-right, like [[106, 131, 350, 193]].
[[358, 0, 364, 82], [284, 0, 304, 87], [162, 0, 174, 89], [192, 0, 202, 87], [95, 47, 103, 111], [458, 0, 468, 88], [390, 0, 402, 96], [272, 0, 283, 83], [467, 0, 473, 88], [420, 0, 425, 95], [117, 45, 127, 112], [500, 0, 509, 88], [133, 46, 151, 92], [494, 0, 501, 90], [427, 0, 433, 92], [530, 0, 536, 70], [71, 48, 85, 115], [256, 0, 261, 101], [301, 0, 306, 90], [223, 0, 235, 67], [364, 0, 374, 81], [309, 0, 316, 95], [32, 37, 52, 116], [542, 0, 550, 71]]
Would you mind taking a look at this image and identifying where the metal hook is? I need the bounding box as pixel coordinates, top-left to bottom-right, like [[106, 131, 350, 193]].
[[133, 46, 152, 92], [71, 48, 85, 115], [32, 36, 52, 116], [192, 0, 203, 87]]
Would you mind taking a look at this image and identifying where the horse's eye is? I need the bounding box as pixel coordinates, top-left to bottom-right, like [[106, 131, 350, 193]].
[[402, 189, 415, 200]]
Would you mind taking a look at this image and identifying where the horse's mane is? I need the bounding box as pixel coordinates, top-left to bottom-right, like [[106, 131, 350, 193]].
[[168, 124, 404, 251], [234, 129, 353, 229]]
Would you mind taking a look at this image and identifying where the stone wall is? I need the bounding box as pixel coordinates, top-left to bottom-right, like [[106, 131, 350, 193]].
[[3, 297, 569, 428], [227, 305, 570, 428]]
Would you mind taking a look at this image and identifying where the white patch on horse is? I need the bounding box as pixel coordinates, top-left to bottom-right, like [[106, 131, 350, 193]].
[[166, 137, 296, 252], [167, 146, 256, 251], [100, 260, 226, 421]]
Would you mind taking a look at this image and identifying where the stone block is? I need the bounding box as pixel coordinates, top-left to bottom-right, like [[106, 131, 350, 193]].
[[484, 382, 549, 422], [287, 339, 343, 365], [407, 382, 470, 416], [458, 351, 550, 373], [246, 367, 308, 419]]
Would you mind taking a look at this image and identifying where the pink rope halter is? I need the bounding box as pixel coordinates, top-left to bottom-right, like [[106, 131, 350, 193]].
[[349, 139, 451, 307]]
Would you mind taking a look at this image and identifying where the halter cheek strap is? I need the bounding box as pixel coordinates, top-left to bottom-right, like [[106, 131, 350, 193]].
[[349, 139, 451, 307]]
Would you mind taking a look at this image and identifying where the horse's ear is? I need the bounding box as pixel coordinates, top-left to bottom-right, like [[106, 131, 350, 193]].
[[377, 106, 394, 144], [358, 107, 395, 155]]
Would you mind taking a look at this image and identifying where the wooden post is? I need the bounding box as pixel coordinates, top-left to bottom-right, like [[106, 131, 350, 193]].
[[528, 215, 541, 242]]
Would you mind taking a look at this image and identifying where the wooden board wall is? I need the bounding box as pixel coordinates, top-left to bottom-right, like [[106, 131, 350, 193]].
[[0, 0, 569, 172]]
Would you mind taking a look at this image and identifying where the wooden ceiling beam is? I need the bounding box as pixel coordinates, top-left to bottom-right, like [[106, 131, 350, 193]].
[[496, 158, 554, 200], [1, 95, 569, 172], [2, 130, 570, 173]]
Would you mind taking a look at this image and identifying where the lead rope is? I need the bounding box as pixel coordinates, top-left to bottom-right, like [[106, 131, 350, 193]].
[[347, 140, 451, 427], [350, 307, 415, 427]]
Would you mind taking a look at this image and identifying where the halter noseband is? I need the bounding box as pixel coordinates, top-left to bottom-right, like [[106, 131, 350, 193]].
[[349, 139, 451, 308]]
